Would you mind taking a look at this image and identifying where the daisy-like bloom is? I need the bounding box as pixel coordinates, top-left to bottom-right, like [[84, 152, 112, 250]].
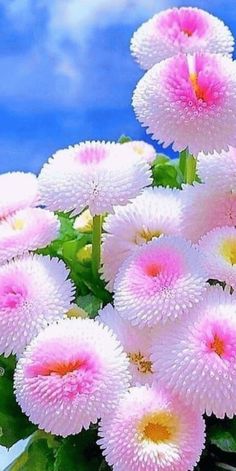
[[198, 226, 236, 289], [0, 172, 38, 220], [38, 141, 152, 216], [102, 187, 184, 290], [98, 304, 154, 385], [0, 254, 74, 356], [73, 209, 93, 233], [114, 236, 206, 328], [122, 140, 156, 164], [0, 208, 60, 264], [98, 384, 205, 471], [182, 182, 236, 242], [14, 317, 130, 436], [152, 287, 236, 418], [197, 147, 236, 191], [133, 53, 236, 155], [131, 7, 234, 70]]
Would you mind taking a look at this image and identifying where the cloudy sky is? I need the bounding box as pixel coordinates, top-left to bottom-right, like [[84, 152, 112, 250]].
[[0, 0, 235, 175]]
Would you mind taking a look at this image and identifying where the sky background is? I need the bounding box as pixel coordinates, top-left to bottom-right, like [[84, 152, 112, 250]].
[[0, 0, 236, 468]]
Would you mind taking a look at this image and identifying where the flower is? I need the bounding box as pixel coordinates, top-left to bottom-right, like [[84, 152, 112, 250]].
[[0, 254, 74, 356], [114, 236, 207, 328], [98, 304, 154, 385], [152, 286, 236, 418], [133, 53, 236, 155], [101, 187, 184, 290], [182, 182, 236, 242], [14, 317, 131, 436], [38, 141, 152, 216], [198, 226, 236, 289], [0, 172, 38, 220], [131, 7, 234, 70], [122, 140, 156, 164], [73, 209, 93, 233], [98, 384, 205, 471], [0, 208, 60, 264], [197, 147, 236, 191]]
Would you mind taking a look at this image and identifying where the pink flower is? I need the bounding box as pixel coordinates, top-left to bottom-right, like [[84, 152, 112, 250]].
[[0, 172, 38, 220], [0, 208, 60, 263], [14, 318, 130, 436], [131, 7, 234, 70], [152, 286, 236, 418], [0, 254, 74, 356], [38, 141, 152, 216], [197, 147, 236, 191], [98, 384, 205, 471], [114, 236, 207, 327], [133, 53, 236, 155], [122, 140, 156, 164]]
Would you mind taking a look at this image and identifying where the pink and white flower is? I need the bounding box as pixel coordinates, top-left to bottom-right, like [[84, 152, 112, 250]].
[[197, 147, 236, 191], [0, 172, 38, 220], [38, 141, 152, 216], [133, 53, 236, 155], [102, 187, 184, 290], [0, 208, 60, 263], [14, 317, 130, 436], [122, 140, 156, 164], [131, 7, 234, 70], [114, 236, 207, 327], [0, 254, 74, 356], [152, 286, 236, 418], [99, 384, 205, 471]]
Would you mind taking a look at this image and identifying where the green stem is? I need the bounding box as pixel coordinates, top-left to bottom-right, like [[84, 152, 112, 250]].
[[185, 154, 196, 185], [92, 215, 102, 280], [179, 149, 188, 176]]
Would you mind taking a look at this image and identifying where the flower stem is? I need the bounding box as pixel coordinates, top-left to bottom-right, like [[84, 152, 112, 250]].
[[185, 154, 196, 185], [92, 215, 102, 280], [179, 149, 188, 176]]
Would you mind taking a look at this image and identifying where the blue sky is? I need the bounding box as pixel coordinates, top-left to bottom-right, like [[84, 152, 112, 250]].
[[0, 0, 235, 175]]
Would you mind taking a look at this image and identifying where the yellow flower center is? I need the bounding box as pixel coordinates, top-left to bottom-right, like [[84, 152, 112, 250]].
[[11, 219, 25, 231], [139, 412, 178, 444], [210, 334, 225, 357], [189, 72, 205, 101], [220, 238, 236, 265], [135, 228, 162, 245], [128, 352, 153, 374]]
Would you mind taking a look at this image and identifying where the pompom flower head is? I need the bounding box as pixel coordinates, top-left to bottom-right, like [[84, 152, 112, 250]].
[[131, 7, 234, 70], [98, 304, 154, 385], [0, 172, 38, 220], [182, 182, 236, 242], [152, 287, 236, 418], [0, 208, 60, 263], [38, 141, 152, 216], [198, 226, 236, 289], [133, 53, 236, 155], [197, 147, 236, 191], [99, 384, 205, 471], [0, 254, 74, 356], [14, 317, 130, 436], [122, 140, 156, 164], [102, 187, 184, 290], [114, 236, 207, 327]]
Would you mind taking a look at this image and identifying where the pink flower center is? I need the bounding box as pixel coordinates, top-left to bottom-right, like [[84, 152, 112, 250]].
[[0, 282, 27, 309], [201, 320, 236, 361], [209, 334, 225, 357], [145, 263, 162, 277], [157, 8, 209, 45], [75, 145, 108, 165]]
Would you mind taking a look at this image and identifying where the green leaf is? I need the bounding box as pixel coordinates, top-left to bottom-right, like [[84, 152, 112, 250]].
[[152, 153, 170, 166], [5, 432, 57, 471], [76, 294, 102, 318], [209, 421, 236, 453], [0, 355, 36, 448], [118, 134, 132, 143], [54, 429, 103, 471], [152, 162, 183, 188]]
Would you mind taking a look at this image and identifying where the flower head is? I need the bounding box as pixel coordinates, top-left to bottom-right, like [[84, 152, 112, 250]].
[[0, 254, 74, 356], [182, 182, 236, 242], [102, 187, 184, 290], [14, 317, 130, 436], [131, 7, 234, 70], [114, 236, 207, 328], [122, 140, 156, 164], [38, 141, 151, 216], [198, 226, 236, 289], [133, 53, 236, 155], [0, 208, 60, 264], [0, 172, 38, 220], [197, 147, 236, 191], [99, 384, 205, 471], [98, 304, 154, 385], [152, 286, 236, 418]]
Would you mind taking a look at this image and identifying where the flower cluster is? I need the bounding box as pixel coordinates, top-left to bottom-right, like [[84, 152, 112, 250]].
[[2, 6, 236, 471]]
